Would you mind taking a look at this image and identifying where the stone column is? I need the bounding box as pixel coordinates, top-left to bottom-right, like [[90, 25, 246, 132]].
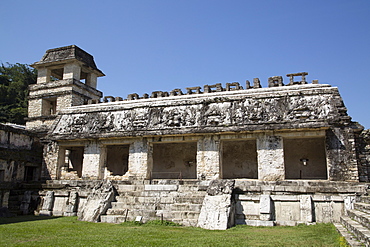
[[127, 138, 152, 179], [86, 73, 97, 88], [63, 63, 81, 80], [196, 136, 220, 180], [257, 135, 285, 181], [82, 141, 103, 179], [42, 141, 60, 180], [326, 128, 359, 181], [36, 67, 51, 84]]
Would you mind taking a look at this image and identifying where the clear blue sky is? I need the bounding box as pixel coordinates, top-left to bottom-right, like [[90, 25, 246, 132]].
[[1, 0, 369, 128]]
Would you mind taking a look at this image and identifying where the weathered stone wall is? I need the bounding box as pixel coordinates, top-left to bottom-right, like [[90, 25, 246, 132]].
[[326, 127, 361, 181], [36, 179, 368, 227], [356, 129, 370, 182], [0, 123, 42, 182], [234, 180, 367, 226]]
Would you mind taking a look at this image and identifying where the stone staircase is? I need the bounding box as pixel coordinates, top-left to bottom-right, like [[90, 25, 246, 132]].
[[100, 180, 208, 226], [335, 196, 370, 246]]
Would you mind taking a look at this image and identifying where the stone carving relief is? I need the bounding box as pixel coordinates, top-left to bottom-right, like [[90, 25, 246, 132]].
[[53, 92, 339, 137]]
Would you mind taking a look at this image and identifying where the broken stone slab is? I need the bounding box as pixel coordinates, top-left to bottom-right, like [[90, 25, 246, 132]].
[[197, 179, 235, 230], [78, 180, 114, 222], [206, 179, 235, 196]]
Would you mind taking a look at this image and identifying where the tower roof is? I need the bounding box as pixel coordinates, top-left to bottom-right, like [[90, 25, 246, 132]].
[[31, 45, 105, 77]]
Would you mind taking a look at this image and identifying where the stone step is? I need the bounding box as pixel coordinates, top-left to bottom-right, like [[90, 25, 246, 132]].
[[124, 209, 159, 221], [174, 196, 205, 204], [100, 215, 127, 224], [355, 202, 370, 214], [243, 220, 275, 227], [340, 216, 370, 246], [111, 202, 157, 211], [170, 203, 202, 212], [359, 196, 370, 205], [116, 184, 144, 192], [347, 209, 370, 230], [106, 208, 127, 215], [334, 223, 363, 247], [115, 196, 161, 204]]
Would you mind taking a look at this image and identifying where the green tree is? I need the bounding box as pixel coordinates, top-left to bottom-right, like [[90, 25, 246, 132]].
[[0, 63, 37, 124]]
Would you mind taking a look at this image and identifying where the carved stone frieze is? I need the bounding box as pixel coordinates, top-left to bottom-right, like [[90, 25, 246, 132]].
[[51, 86, 346, 139]]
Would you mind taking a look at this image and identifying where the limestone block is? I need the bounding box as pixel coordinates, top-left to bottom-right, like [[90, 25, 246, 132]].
[[236, 200, 259, 216], [78, 180, 114, 222], [206, 179, 234, 196], [39, 191, 54, 216], [299, 195, 313, 222], [259, 195, 273, 221], [63, 192, 78, 216], [52, 196, 68, 216], [197, 179, 235, 230], [244, 220, 275, 227], [274, 202, 300, 222], [144, 185, 178, 191], [260, 195, 272, 214], [197, 194, 233, 230]]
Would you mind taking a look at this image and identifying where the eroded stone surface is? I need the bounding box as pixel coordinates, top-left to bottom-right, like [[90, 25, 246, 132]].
[[78, 180, 114, 222], [198, 179, 235, 230]]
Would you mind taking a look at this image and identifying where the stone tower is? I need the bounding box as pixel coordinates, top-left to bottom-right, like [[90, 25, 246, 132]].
[[27, 45, 104, 132]]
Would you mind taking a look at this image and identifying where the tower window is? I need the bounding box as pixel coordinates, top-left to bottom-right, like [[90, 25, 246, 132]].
[[42, 98, 57, 116]]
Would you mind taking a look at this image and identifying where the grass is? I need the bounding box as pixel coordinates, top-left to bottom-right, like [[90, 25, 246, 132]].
[[0, 216, 346, 247]]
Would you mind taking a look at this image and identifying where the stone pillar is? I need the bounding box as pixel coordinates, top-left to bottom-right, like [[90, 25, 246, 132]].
[[196, 136, 220, 180], [86, 73, 97, 88], [127, 138, 152, 179], [42, 141, 60, 180], [56, 146, 66, 179], [257, 135, 285, 181], [326, 128, 359, 181], [36, 67, 51, 84], [259, 195, 273, 220], [63, 63, 81, 80], [300, 195, 313, 222], [82, 141, 103, 179]]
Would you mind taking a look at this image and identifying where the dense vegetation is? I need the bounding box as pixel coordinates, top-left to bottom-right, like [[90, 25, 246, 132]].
[[0, 63, 37, 125], [0, 216, 347, 246]]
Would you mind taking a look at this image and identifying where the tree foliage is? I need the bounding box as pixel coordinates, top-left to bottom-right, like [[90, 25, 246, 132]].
[[0, 63, 37, 125]]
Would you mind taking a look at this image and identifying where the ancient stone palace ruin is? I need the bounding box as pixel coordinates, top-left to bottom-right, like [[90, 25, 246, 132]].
[[1, 45, 370, 244]]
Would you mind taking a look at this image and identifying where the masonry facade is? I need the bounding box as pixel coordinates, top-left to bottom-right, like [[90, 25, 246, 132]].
[[5, 45, 370, 230]]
